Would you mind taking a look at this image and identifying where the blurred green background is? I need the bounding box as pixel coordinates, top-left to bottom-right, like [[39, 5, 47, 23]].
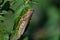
[[20, 0, 60, 40]]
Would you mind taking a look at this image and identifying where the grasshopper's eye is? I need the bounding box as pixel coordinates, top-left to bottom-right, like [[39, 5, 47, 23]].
[[0, 0, 4, 5]]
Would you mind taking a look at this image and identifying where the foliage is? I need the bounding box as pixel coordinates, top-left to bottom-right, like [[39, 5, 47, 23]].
[[0, 0, 31, 40], [0, 0, 59, 40]]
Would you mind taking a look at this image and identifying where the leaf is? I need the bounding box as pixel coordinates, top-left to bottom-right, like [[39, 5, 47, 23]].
[[0, 0, 31, 40]]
